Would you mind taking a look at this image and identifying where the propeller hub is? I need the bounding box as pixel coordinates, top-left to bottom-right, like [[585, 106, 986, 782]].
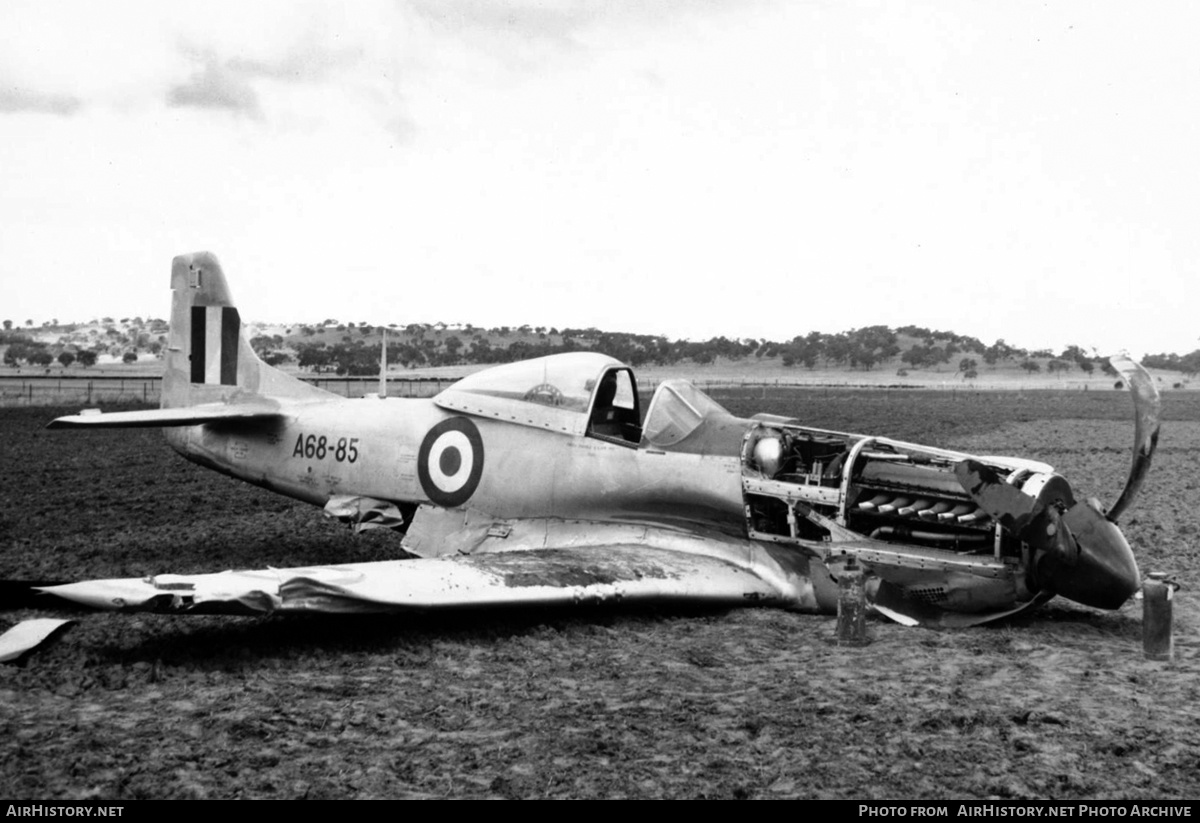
[[956, 461, 1141, 611], [1043, 499, 1140, 610]]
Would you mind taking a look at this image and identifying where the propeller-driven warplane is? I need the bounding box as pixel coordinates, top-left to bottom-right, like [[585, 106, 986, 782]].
[[42, 252, 1161, 627]]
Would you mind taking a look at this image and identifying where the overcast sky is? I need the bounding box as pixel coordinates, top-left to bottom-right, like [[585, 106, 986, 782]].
[[2, 1, 1197, 356]]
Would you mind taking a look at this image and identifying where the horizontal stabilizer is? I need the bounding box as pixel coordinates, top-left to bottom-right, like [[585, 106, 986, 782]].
[[39, 547, 786, 615], [0, 618, 73, 663], [47, 403, 285, 429]]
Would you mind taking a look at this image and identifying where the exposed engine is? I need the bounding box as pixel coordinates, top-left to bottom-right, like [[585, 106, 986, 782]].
[[743, 423, 1026, 545]]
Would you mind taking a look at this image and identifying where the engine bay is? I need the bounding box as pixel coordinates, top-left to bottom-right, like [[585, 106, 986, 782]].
[[740, 421, 1031, 560]]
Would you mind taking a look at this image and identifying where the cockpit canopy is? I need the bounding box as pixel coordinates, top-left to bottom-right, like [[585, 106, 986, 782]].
[[433, 352, 640, 441], [433, 352, 741, 451], [640, 379, 733, 448]]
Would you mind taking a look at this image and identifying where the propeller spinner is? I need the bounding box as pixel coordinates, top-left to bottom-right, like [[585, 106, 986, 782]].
[[954, 356, 1161, 611]]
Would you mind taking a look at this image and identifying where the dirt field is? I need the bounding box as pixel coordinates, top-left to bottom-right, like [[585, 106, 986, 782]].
[[1, 390, 1198, 799]]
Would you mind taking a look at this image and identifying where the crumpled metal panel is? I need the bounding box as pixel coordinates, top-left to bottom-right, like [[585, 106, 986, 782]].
[[38, 547, 792, 615], [323, 495, 407, 533], [401, 506, 497, 557]]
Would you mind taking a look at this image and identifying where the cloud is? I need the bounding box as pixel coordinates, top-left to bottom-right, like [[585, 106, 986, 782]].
[[0, 87, 81, 115], [228, 37, 361, 83], [408, 0, 757, 44], [167, 54, 261, 116], [1, 1, 754, 134], [410, 0, 600, 45]]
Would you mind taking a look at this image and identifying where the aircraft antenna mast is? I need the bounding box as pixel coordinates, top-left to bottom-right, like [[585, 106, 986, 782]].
[[378, 327, 388, 398]]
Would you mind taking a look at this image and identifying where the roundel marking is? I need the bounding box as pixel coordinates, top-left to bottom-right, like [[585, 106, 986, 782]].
[[418, 417, 485, 507]]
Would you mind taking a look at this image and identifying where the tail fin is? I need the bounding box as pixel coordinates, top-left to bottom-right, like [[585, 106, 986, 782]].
[[164, 252, 334, 408]]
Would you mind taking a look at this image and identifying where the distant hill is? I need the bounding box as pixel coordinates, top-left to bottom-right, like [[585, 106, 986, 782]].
[[2, 317, 1197, 388]]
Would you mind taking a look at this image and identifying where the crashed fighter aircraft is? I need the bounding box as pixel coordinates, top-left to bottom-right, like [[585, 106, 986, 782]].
[[43, 253, 1161, 627]]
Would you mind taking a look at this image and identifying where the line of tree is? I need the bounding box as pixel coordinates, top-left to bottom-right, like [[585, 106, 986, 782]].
[[12, 315, 1196, 377], [1, 330, 129, 368], [1142, 350, 1200, 376], [268, 325, 1134, 376], [1, 333, 55, 367]]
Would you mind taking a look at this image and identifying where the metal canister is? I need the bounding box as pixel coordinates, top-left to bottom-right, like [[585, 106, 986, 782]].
[[1143, 572, 1178, 661], [836, 559, 869, 646]]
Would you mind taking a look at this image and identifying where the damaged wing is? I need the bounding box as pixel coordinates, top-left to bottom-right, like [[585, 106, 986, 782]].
[[39, 547, 787, 615]]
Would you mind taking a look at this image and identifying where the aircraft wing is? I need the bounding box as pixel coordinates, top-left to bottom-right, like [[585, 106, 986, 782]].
[[38, 547, 789, 615], [47, 403, 285, 429]]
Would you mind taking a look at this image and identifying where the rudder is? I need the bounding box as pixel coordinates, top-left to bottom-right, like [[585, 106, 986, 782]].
[[163, 252, 334, 408]]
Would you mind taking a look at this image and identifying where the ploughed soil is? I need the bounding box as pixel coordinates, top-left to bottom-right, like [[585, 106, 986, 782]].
[[1, 390, 1199, 800]]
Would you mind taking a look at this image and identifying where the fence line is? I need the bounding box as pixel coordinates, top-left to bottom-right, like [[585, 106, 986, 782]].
[[2, 372, 1141, 408], [0, 375, 458, 406]]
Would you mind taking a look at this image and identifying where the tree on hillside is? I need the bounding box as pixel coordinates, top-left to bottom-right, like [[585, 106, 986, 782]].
[[851, 349, 877, 370], [780, 334, 820, 369], [2, 320, 10, 331], [57, 352, 75, 368], [1047, 359, 1072, 374], [295, 343, 332, 372], [902, 344, 950, 370], [1142, 350, 1200, 376], [77, 350, 97, 367], [1020, 360, 1041, 373], [122, 351, 138, 364], [983, 339, 1019, 366]]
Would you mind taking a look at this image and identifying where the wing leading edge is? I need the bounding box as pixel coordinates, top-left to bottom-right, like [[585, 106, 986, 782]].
[[39, 546, 789, 615]]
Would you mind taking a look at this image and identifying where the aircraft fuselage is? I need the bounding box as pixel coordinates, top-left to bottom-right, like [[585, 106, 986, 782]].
[[168, 396, 747, 533]]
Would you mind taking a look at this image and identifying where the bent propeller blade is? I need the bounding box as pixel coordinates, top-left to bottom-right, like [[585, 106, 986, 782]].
[[1107, 355, 1162, 523], [954, 459, 1042, 533]]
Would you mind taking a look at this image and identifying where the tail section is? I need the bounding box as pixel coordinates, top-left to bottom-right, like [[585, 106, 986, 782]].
[[165, 252, 334, 408]]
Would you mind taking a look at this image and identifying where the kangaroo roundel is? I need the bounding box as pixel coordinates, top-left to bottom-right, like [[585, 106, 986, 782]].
[[418, 418, 485, 507]]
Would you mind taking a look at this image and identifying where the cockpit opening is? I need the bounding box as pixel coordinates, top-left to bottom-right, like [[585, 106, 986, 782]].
[[587, 368, 641, 445]]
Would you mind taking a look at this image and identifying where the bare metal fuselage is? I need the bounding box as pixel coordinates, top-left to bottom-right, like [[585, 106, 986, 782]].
[[169, 395, 745, 529]]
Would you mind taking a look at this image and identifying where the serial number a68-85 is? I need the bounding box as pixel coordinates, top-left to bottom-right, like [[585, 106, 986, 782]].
[[292, 433, 360, 463]]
